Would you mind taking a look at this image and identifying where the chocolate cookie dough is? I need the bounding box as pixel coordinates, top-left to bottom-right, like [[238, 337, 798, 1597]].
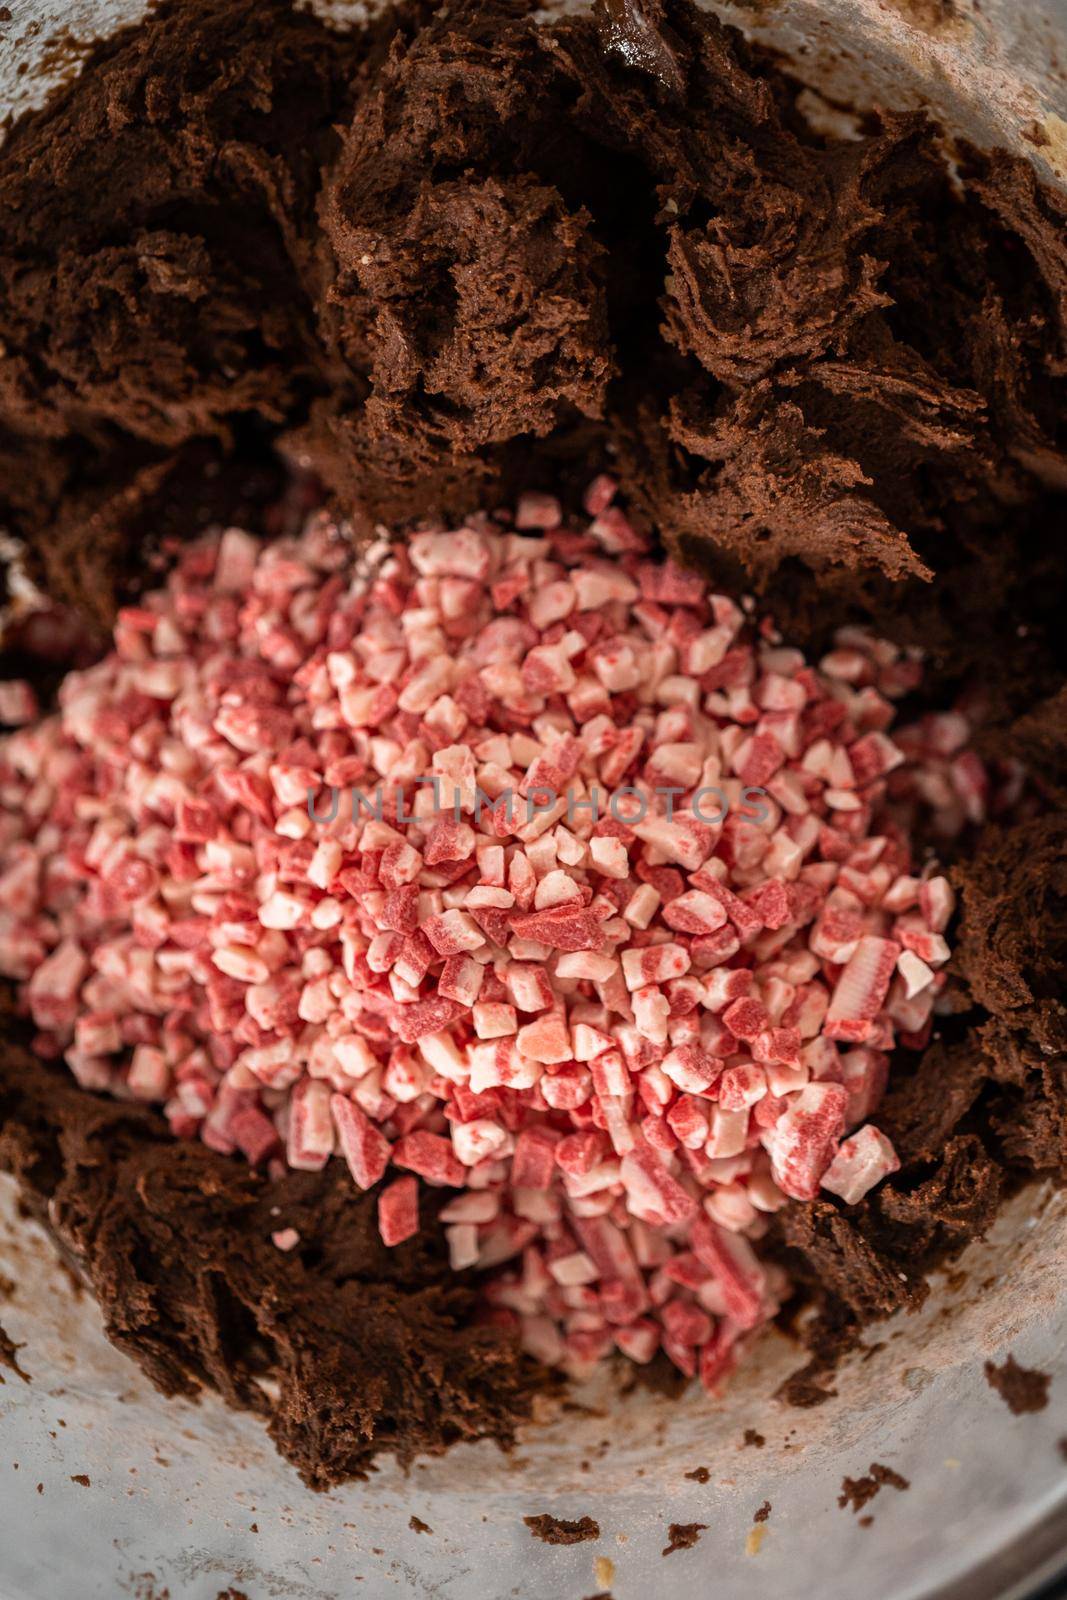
[[0, 1020, 545, 1486], [984, 1354, 1052, 1415], [3, 0, 1066, 649], [524, 1512, 601, 1544], [0, 0, 1064, 1484]]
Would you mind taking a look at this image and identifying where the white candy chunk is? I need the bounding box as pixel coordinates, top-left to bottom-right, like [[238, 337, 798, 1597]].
[[820, 1124, 900, 1205]]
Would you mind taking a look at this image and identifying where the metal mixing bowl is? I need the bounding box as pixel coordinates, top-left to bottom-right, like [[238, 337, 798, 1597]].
[[0, 1, 1064, 1595], [0, 1179, 1063, 1598]]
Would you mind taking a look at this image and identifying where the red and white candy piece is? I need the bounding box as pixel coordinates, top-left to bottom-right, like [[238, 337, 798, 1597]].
[[820, 1124, 901, 1205], [0, 488, 981, 1387]]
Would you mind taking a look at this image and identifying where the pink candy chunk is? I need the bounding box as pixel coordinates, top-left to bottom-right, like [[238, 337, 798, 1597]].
[[508, 904, 602, 951], [820, 1124, 900, 1204], [379, 1176, 419, 1247], [438, 954, 484, 1008], [621, 942, 690, 991], [331, 1094, 392, 1190], [516, 1011, 571, 1064], [214, 527, 259, 593], [824, 936, 901, 1043], [663, 891, 728, 936], [393, 1130, 465, 1188], [392, 996, 467, 1044], [919, 875, 955, 933], [287, 1078, 335, 1171], [620, 1141, 697, 1225], [0, 486, 977, 1394], [689, 1214, 766, 1330], [229, 1106, 279, 1165], [662, 1044, 718, 1094], [764, 1082, 849, 1200], [511, 1127, 560, 1189], [27, 938, 87, 1029], [515, 492, 563, 530], [0, 680, 38, 726], [421, 910, 485, 956]]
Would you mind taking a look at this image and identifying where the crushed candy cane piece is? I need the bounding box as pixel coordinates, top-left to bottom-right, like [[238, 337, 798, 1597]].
[[0, 491, 984, 1388], [820, 1124, 901, 1204], [378, 1176, 419, 1247]]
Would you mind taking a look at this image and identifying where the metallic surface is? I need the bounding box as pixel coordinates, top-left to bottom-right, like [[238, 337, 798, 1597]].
[[0, 1178, 1063, 1598]]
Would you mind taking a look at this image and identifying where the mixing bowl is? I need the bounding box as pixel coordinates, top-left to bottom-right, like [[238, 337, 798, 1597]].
[[0, 1, 1064, 1595], [0, 1178, 1063, 1598]]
